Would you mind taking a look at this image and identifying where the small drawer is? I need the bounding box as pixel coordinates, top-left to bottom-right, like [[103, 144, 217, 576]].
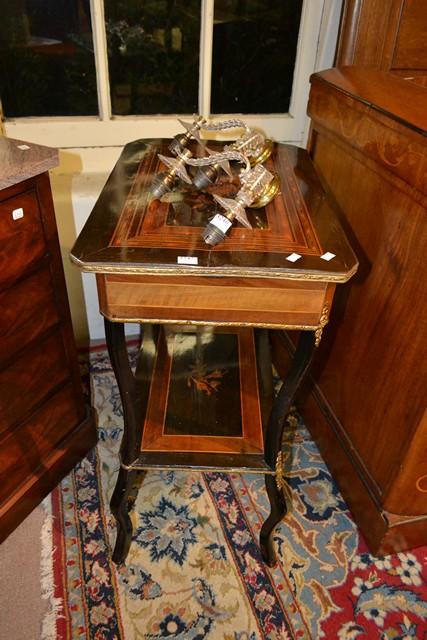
[[0, 266, 59, 367], [98, 273, 329, 328], [0, 383, 81, 504], [0, 330, 70, 438], [0, 189, 47, 289]]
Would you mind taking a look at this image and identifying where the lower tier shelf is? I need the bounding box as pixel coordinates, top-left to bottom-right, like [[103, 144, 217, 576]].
[[124, 451, 275, 474], [134, 325, 275, 472]]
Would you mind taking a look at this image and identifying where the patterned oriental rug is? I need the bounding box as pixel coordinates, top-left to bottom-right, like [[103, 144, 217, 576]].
[[41, 348, 427, 640]]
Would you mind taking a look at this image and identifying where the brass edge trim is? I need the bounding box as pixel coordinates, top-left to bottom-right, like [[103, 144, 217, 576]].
[[120, 459, 275, 475], [275, 451, 285, 492], [314, 304, 330, 347], [100, 311, 319, 331], [121, 458, 140, 470], [388, 513, 427, 527], [71, 261, 358, 283]]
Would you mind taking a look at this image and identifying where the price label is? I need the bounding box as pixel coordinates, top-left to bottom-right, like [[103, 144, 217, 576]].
[[286, 253, 301, 262], [12, 208, 24, 220], [177, 256, 198, 265], [320, 252, 336, 261], [210, 214, 232, 233]]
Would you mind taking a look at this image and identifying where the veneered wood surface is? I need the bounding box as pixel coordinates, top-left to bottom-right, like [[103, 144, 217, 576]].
[[0, 188, 47, 289], [71, 143, 357, 283], [271, 331, 427, 555], [307, 69, 427, 524], [0, 264, 59, 367], [0, 170, 96, 542], [0, 331, 68, 437], [309, 113, 427, 509], [0, 408, 94, 543], [33, 172, 88, 418], [0, 384, 81, 503], [384, 409, 427, 510], [140, 327, 265, 456], [337, 0, 427, 84], [378, 516, 427, 556], [97, 274, 330, 328], [308, 67, 427, 145], [336, 0, 397, 67], [392, 0, 427, 70]]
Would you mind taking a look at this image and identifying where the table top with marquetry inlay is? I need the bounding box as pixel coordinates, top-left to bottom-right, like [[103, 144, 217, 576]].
[[71, 140, 357, 285]]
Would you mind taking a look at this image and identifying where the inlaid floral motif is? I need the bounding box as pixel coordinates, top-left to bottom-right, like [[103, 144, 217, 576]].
[[186, 362, 227, 396]]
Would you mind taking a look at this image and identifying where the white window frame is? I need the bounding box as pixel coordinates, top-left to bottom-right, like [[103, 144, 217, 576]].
[[3, 0, 342, 149]]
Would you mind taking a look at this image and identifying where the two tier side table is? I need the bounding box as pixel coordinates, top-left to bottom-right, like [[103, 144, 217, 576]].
[[71, 140, 358, 566]]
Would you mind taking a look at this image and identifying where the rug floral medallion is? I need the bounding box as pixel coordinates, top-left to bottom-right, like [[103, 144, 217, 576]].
[[44, 349, 427, 640]]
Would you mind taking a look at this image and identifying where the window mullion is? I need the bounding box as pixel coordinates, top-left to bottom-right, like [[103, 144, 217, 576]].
[[198, 0, 215, 118], [287, 0, 324, 138], [90, 0, 112, 121]]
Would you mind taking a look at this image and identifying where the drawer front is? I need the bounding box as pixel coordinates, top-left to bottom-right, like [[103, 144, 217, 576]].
[[0, 189, 47, 289], [0, 331, 69, 438], [98, 274, 330, 328], [0, 383, 81, 504], [0, 266, 59, 366]]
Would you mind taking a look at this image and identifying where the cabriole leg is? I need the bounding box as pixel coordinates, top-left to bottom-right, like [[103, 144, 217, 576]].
[[105, 318, 142, 564], [260, 330, 317, 566]]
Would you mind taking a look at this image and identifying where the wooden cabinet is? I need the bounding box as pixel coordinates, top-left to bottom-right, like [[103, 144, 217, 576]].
[[0, 137, 96, 541], [337, 0, 427, 86], [299, 67, 427, 554]]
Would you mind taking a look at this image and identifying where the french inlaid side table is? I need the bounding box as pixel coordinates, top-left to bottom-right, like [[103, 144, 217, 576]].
[[71, 139, 358, 567]]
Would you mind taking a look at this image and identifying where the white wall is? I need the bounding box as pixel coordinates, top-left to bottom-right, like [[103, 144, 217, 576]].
[[50, 149, 142, 343]]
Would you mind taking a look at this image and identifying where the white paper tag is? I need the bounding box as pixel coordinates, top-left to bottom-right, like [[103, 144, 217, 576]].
[[177, 256, 198, 265], [17, 144, 30, 150], [286, 252, 301, 263], [320, 252, 336, 261], [210, 213, 232, 234], [12, 207, 24, 220]]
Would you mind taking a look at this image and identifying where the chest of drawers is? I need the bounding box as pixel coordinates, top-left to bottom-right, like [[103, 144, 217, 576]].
[[0, 137, 96, 541]]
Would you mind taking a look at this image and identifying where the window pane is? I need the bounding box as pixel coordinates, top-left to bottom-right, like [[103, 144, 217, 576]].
[[104, 1, 200, 115], [211, 0, 303, 114], [0, 0, 98, 117]]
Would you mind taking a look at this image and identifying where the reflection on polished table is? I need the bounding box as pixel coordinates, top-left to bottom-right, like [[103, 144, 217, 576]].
[[71, 139, 358, 566]]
